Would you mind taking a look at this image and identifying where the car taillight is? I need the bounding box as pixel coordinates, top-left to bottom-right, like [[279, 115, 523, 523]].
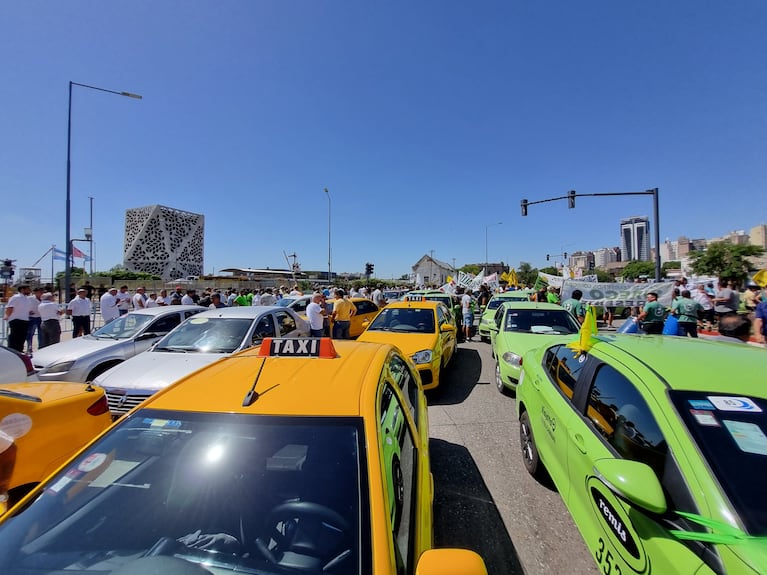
[[87, 395, 110, 416], [20, 354, 34, 376]]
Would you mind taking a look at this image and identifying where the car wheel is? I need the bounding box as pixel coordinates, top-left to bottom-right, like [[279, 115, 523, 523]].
[[520, 411, 544, 479], [480, 334, 489, 343], [621, 307, 632, 319], [495, 360, 509, 396]]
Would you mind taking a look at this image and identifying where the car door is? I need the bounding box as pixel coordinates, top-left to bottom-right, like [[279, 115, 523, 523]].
[[436, 305, 455, 365], [274, 310, 302, 338], [133, 313, 186, 356], [250, 314, 277, 347], [529, 344, 590, 502], [564, 359, 707, 575], [350, 299, 379, 337]]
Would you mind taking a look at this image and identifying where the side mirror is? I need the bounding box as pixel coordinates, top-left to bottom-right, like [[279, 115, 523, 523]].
[[440, 324, 456, 332], [416, 548, 487, 575], [489, 324, 499, 332], [136, 332, 162, 342], [593, 458, 666, 514]]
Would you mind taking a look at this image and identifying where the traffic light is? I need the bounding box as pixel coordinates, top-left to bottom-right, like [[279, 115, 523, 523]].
[[520, 199, 528, 216], [546, 254, 550, 261], [563, 252, 568, 259], [0, 259, 14, 280], [365, 263, 374, 276], [567, 190, 576, 209]]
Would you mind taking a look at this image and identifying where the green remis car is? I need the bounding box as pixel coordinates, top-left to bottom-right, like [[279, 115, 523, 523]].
[[516, 333, 767, 575], [477, 290, 533, 342]]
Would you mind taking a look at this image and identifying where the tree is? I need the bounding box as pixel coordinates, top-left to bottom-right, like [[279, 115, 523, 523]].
[[621, 260, 656, 280], [594, 269, 613, 283], [460, 264, 482, 276], [689, 241, 764, 284], [517, 262, 538, 287], [661, 261, 681, 274], [539, 266, 560, 276]]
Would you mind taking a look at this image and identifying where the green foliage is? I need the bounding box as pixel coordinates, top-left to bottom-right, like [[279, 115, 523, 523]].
[[517, 262, 539, 287], [621, 260, 656, 280], [460, 264, 481, 275], [594, 269, 613, 283], [661, 261, 681, 273], [539, 266, 560, 276], [689, 241, 764, 283]]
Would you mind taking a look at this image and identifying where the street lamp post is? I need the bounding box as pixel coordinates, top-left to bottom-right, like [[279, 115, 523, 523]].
[[65, 81, 141, 302], [485, 222, 502, 272], [324, 188, 331, 285]]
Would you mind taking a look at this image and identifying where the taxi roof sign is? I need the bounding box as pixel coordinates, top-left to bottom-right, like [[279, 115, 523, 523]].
[[258, 337, 338, 358]]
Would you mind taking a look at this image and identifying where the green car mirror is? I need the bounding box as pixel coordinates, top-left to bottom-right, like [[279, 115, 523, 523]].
[[593, 458, 667, 515]]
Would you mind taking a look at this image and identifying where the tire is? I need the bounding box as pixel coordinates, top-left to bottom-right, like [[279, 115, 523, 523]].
[[495, 360, 510, 396], [520, 411, 544, 479], [621, 307, 632, 319], [86, 361, 122, 382], [480, 334, 489, 343]]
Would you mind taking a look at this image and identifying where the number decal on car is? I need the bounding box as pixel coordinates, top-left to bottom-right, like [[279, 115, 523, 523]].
[[595, 538, 622, 575]]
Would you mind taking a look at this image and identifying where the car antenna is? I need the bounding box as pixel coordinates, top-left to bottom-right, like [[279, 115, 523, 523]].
[[242, 357, 267, 407]]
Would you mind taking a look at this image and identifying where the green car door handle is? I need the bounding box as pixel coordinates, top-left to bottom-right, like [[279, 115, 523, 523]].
[[571, 432, 586, 454]]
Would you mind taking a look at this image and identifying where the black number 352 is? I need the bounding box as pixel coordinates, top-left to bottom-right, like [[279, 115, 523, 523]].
[[595, 537, 622, 575]]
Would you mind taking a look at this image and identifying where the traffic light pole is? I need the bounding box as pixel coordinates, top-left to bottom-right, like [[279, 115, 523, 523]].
[[521, 188, 661, 282]]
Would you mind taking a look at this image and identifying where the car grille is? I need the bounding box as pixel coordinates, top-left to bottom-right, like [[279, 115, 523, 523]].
[[105, 391, 154, 417]]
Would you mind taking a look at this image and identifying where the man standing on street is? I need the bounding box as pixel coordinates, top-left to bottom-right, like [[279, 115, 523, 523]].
[[561, 289, 586, 324], [38, 292, 63, 348], [100, 287, 120, 324], [67, 288, 92, 337], [637, 292, 666, 334], [3, 284, 32, 353], [117, 285, 131, 316], [671, 289, 703, 338], [306, 293, 326, 337], [461, 289, 474, 342], [26, 287, 44, 354], [331, 289, 356, 339]]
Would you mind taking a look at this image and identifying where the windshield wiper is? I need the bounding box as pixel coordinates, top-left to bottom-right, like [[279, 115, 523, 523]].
[[154, 346, 189, 353], [95, 333, 118, 339], [0, 389, 42, 402]]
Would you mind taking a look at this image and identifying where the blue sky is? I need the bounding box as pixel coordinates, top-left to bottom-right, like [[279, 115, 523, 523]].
[[2, 1, 766, 281]]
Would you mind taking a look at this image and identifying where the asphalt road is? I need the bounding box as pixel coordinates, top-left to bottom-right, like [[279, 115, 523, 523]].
[[427, 338, 599, 575]]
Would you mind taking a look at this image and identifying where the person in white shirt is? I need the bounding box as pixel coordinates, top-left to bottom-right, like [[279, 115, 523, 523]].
[[306, 293, 326, 337], [181, 290, 195, 305], [67, 288, 92, 337], [145, 293, 159, 308], [132, 286, 147, 310], [260, 288, 277, 306], [3, 284, 32, 352], [38, 292, 63, 348], [157, 289, 169, 306], [100, 288, 120, 324], [26, 287, 44, 354], [117, 286, 132, 316], [251, 289, 262, 306]]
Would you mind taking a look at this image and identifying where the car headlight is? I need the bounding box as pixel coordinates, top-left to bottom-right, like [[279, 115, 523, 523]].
[[43, 361, 76, 374], [501, 352, 522, 368], [411, 350, 433, 365], [481, 317, 493, 325]]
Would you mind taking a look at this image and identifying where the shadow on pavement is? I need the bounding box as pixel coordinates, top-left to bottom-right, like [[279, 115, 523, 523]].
[[426, 347, 483, 406], [430, 438, 525, 574]]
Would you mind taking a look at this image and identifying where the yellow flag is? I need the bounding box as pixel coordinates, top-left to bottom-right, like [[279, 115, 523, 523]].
[[566, 306, 598, 357], [753, 269, 767, 288], [509, 269, 518, 287]]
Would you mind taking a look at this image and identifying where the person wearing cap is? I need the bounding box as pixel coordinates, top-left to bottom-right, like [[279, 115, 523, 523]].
[[100, 287, 120, 325], [25, 287, 44, 354], [67, 288, 92, 337], [38, 292, 63, 348]]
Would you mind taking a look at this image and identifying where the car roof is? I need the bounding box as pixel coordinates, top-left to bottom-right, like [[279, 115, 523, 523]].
[[143, 339, 392, 417], [385, 300, 442, 310], [491, 291, 531, 300], [191, 305, 287, 319], [125, 305, 206, 317], [499, 301, 565, 311], [587, 335, 767, 396]]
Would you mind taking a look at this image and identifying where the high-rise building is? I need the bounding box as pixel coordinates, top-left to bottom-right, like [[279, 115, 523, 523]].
[[620, 216, 650, 261], [750, 224, 767, 249], [123, 205, 204, 280]]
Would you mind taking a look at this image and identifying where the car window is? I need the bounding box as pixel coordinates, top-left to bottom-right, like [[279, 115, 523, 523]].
[[388, 354, 419, 427], [92, 313, 153, 339], [355, 300, 378, 315], [275, 311, 298, 336], [379, 384, 417, 572], [251, 315, 276, 345], [585, 363, 668, 478], [0, 411, 370, 574], [543, 345, 587, 401], [184, 309, 203, 320], [503, 309, 580, 334], [291, 299, 309, 314], [146, 314, 182, 335]]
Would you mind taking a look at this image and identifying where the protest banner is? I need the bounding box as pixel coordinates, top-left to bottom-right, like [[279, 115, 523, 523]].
[[561, 280, 675, 307]]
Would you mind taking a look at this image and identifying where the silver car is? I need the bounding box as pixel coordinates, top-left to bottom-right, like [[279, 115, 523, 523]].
[[96, 305, 309, 418], [32, 306, 205, 382]]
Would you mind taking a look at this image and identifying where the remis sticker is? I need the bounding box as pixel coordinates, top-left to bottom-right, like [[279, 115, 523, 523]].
[[708, 397, 762, 413]]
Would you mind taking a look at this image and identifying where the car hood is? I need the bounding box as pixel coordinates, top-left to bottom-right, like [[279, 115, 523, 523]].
[[93, 350, 227, 391], [357, 331, 440, 355], [0, 381, 100, 403], [32, 336, 126, 367]]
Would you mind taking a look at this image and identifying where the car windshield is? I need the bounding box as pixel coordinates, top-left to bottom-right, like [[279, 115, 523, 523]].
[[276, 297, 298, 307], [486, 299, 505, 311], [670, 391, 767, 535], [503, 309, 580, 335], [153, 317, 254, 353], [92, 314, 154, 339], [0, 409, 369, 575], [366, 308, 435, 333]]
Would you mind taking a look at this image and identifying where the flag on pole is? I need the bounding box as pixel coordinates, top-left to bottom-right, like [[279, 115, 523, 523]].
[[53, 247, 67, 262], [71, 244, 92, 261]]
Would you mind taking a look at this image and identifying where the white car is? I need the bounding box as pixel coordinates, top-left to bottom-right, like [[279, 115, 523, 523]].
[[32, 306, 205, 382], [96, 305, 309, 417], [0, 346, 34, 383]]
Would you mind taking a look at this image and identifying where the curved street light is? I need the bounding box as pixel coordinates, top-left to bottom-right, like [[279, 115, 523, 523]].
[[65, 81, 142, 302]]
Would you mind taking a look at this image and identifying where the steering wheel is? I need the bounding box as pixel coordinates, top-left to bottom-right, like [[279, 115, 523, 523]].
[[255, 501, 351, 572]]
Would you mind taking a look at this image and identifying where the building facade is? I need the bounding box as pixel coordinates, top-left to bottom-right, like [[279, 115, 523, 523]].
[[412, 254, 454, 287], [620, 216, 651, 261], [123, 205, 204, 280]]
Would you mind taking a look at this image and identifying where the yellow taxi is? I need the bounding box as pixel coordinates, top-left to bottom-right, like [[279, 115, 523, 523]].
[[0, 338, 486, 575], [0, 381, 112, 510], [326, 296, 381, 338], [356, 301, 457, 390]]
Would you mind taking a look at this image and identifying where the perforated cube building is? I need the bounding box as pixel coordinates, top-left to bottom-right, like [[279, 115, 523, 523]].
[[123, 205, 204, 280]]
